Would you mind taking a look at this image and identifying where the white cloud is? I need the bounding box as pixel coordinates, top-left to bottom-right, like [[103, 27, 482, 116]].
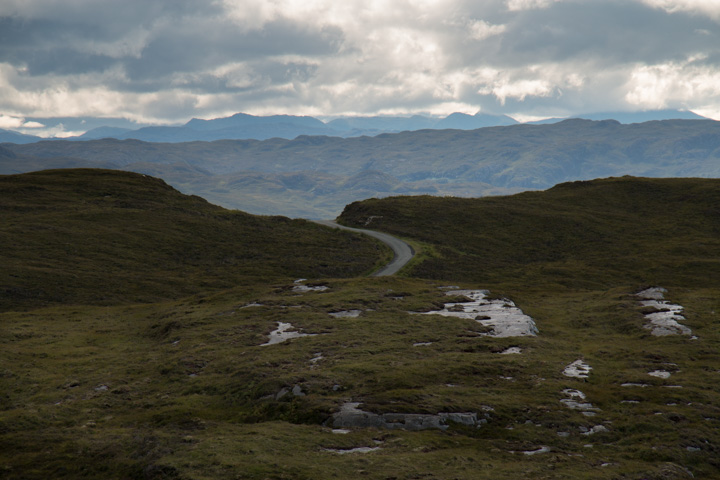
[[0, 114, 26, 129], [626, 59, 720, 109], [468, 20, 507, 40], [21, 121, 45, 128], [474, 64, 590, 105], [692, 106, 720, 121], [1, 0, 720, 124], [486, 78, 555, 104], [506, 0, 564, 11], [639, 0, 720, 21]]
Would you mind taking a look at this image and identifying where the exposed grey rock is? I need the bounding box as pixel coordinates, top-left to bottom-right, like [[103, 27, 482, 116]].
[[563, 359, 592, 378], [522, 446, 551, 455], [332, 402, 487, 431], [499, 347, 522, 354], [275, 387, 289, 400], [240, 302, 263, 308], [636, 287, 667, 300], [560, 389, 600, 415], [309, 353, 324, 366], [293, 279, 329, 293], [419, 290, 538, 337], [582, 425, 609, 435], [260, 322, 317, 346], [329, 310, 362, 318], [636, 287, 693, 336]]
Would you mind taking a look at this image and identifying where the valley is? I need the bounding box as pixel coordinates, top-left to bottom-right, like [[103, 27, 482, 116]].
[[3, 118, 720, 218]]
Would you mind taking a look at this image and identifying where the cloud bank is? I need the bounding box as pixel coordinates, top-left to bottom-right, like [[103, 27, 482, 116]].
[[1, 0, 720, 133]]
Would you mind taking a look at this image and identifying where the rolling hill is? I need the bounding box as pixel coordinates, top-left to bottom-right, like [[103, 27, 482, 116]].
[[337, 176, 720, 290], [2, 173, 720, 478], [0, 169, 388, 311], [2, 119, 720, 217]]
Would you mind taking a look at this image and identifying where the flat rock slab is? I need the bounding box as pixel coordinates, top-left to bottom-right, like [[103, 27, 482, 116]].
[[636, 287, 693, 336], [293, 279, 329, 293], [520, 446, 551, 455], [260, 322, 317, 346], [419, 290, 538, 337], [329, 310, 362, 318], [564, 359, 592, 378], [560, 389, 600, 416], [332, 402, 487, 431], [499, 347, 522, 354]]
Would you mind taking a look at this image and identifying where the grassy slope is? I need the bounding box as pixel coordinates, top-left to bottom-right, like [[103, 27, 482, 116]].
[[3, 174, 720, 479], [338, 176, 720, 290], [0, 169, 389, 311]]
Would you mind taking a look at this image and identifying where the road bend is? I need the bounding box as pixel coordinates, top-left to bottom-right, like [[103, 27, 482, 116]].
[[313, 220, 415, 277]]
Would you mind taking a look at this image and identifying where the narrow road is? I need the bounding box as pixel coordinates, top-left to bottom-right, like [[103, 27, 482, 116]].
[[314, 220, 415, 276]]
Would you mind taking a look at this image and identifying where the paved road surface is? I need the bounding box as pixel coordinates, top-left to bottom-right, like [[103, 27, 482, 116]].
[[314, 220, 415, 276]]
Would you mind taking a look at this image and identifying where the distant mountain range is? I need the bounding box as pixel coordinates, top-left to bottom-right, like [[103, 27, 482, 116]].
[[2, 118, 720, 218], [0, 109, 708, 144]]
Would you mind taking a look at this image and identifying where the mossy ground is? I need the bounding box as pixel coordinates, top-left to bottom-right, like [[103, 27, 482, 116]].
[[2, 173, 720, 478], [3, 278, 719, 479]]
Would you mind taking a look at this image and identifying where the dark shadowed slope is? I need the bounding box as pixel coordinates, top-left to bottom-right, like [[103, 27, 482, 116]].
[[338, 176, 720, 290], [0, 169, 389, 311]]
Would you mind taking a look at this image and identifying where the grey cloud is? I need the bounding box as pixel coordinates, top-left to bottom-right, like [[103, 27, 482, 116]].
[[2, 0, 720, 122], [439, 1, 719, 73], [122, 17, 341, 83], [497, 2, 719, 66]]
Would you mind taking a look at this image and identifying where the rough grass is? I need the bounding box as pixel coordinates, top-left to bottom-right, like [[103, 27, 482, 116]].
[[3, 278, 719, 478], [0, 169, 389, 311], [337, 176, 720, 290], [2, 173, 720, 478]]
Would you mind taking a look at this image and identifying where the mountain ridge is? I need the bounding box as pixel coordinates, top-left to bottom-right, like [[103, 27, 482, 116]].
[[3, 118, 720, 217], [0, 109, 709, 144]]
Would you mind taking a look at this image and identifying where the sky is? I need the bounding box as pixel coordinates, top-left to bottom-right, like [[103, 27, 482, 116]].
[[1, 0, 720, 136]]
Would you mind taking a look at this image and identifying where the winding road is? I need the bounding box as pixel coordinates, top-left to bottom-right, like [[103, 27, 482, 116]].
[[314, 220, 415, 276]]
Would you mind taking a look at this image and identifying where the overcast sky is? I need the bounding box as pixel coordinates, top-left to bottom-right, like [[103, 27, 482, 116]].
[[1, 0, 720, 136]]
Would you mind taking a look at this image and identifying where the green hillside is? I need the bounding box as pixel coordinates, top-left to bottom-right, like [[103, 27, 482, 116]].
[[0, 169, 388, 310], [338, 176, 720, 290], [2, 173, 720, 479]]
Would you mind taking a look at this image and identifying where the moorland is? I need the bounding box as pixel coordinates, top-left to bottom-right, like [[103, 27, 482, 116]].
[[2, 169, 719, 479]]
